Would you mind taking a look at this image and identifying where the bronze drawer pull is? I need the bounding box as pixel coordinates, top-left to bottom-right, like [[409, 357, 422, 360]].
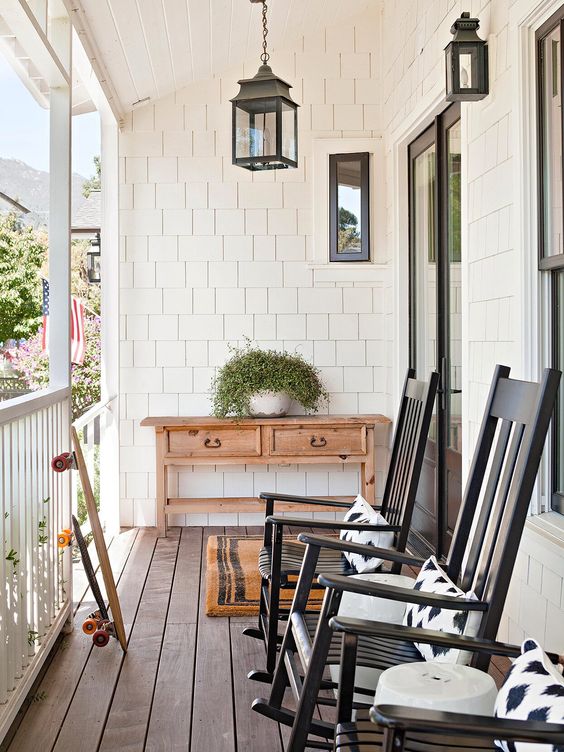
[[204, 438, 222, 448], [310, 436, 327, 448]]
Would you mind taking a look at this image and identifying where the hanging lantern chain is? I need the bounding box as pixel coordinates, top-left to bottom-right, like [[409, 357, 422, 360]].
[[260, 1, 270, 64]]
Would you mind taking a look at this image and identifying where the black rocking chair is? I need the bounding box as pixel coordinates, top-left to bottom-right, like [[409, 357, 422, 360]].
[[245, 369, 439, 682], [252, 365, 561, 751], [333, 633, 564, 752]]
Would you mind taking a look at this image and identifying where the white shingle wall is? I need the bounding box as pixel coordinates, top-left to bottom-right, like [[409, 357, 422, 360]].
[[119, 0, 564, 648], [378, 0, 564, 652], [119, 9, 392, 530]]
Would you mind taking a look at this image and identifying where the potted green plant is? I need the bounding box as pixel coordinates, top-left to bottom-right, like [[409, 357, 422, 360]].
[[211, 342, 328, 418]]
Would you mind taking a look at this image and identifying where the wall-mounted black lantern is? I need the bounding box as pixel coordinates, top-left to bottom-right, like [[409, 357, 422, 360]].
[[445, 12, 488, 101], [231, 0, 298, 170], [87, 232, 101, 284]]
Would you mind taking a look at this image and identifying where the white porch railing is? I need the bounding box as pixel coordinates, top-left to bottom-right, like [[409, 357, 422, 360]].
[[72, 397, 117, 532], [0, 387, 72, 740]]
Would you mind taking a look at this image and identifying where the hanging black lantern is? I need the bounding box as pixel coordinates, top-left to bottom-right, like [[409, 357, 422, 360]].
[[87, 232, 101, 284], [445, 12, 488, 101], [231, 0, 298, 170]]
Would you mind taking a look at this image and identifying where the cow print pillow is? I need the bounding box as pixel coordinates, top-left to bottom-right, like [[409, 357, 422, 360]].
[[339, 495, 395, 574], [494, 638, 564, 752], [402, 556, 482, 665]]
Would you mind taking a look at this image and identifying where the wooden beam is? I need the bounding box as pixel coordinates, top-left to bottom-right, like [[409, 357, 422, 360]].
[[0, 0, 69, 86], [62, 0, 125, 123]]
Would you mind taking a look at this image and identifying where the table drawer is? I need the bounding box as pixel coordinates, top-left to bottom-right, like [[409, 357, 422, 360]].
[[269, 426, 366, 457], [167, 427, 261, 457]]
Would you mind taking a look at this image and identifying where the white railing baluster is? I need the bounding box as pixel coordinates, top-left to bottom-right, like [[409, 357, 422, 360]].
[[16, 417, 25, 679], [0, 388, 71, 739], [0, 425, 7, 704], [9, 419, 17, 689]]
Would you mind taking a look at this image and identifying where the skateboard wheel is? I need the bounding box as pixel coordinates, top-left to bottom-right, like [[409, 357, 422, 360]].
[[92, 629, 111, 647], [51, 453, 72, 472], [82, 618, 98, 635], [57, 531, 72, 548]]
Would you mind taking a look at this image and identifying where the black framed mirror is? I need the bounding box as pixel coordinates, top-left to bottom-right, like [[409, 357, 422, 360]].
[[329, 152, 370, 262]]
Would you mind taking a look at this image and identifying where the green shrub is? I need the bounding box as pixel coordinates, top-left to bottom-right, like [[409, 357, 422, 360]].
[[211, 342, 328, 418]]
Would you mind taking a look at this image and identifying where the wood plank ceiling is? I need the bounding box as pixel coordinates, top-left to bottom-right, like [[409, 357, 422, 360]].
[[70, 0, 374, 115]]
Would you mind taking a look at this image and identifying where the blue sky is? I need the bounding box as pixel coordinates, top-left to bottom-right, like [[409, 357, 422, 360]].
[[0, 53, 100, 178]]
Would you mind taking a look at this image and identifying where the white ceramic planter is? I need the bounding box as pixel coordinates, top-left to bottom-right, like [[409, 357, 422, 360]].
[[248, 391, 292, 418]]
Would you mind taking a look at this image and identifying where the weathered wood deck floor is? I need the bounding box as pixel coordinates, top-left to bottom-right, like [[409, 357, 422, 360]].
[[2, 526, 509, 752], [2, 526, 291, 752]]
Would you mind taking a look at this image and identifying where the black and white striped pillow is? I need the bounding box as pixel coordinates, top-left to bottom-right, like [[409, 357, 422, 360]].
[[494, 638, 564, 752], [339, 495, 394, 574], [402, 556, 481, 664]]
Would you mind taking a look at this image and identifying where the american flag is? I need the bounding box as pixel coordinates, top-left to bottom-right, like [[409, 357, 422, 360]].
[[71, 297, 86, 365], [41, 279, 86, 365]]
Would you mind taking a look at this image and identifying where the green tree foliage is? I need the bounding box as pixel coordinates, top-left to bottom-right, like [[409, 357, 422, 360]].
[[71, 239, 101, 315], [0, 214, 47, 342], [82, 155, 101, 198], [338, 206, 361, 253], [338, 206, 358, 231], [38, 239, 101, 316]]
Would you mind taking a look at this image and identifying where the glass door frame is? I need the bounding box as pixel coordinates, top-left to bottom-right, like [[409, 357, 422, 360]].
[[408, 101, 461, 558], [537, 9, 564, 514]]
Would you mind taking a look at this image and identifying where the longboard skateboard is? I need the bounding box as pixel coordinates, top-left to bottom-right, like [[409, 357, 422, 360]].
[[72, 514, 117, 647], [53, 427, 127, 652]]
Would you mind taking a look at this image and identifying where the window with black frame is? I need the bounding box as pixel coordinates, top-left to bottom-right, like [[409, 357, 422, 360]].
[[538, 9, 564, 514], [329, 152, 370, 262]]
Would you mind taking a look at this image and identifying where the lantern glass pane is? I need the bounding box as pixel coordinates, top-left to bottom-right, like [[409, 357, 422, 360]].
[[235, 97, 278, 159], [256, 108, 277, 157], [337, 159, 363, 254], [88, 251, 101, 283], [235, 106, 252, 159], [459, 51, 473, 88], [458, 45, 478, 89], [281, 101, 296, 162], [446, 44, 454, 94]]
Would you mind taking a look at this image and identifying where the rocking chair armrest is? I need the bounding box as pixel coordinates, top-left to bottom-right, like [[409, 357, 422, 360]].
[[267, 515, 402, 533], [297, 532, 425, 567], [259, 492, 359, 509], [328, 617, 523, 658], [371, 705, 564, 744], [318, 573, 488, 611], [330, 617, 563, 666]]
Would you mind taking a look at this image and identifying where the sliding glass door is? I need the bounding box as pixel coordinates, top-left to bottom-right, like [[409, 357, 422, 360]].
[[408, 103, 462, 557]]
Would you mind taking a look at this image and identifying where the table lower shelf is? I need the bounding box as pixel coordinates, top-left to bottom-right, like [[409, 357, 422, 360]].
[[164, 496, 355, 515]]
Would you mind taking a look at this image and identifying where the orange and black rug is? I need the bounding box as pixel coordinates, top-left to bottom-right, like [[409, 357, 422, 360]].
[[205, 534, 324, 617]]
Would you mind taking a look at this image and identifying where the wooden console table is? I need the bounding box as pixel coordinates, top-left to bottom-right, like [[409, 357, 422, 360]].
[[140, 415, 390, 536]]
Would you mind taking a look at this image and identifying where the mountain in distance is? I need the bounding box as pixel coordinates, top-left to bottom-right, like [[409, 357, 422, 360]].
[[0, 157, 88, 228]]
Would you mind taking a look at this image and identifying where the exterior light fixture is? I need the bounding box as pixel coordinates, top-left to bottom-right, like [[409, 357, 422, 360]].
[[87, 232, 101, 284], [445, 12, 488, 101], [231, 0, 299, 170]]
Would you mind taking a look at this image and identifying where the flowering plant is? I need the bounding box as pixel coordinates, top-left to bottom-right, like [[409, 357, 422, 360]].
[[11, 315, 101, 420]]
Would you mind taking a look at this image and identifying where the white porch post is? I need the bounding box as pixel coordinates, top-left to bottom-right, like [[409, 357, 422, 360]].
[[48, 82, 72, 391], [99, 113, 120, 533], [47, 16, 73, 628]]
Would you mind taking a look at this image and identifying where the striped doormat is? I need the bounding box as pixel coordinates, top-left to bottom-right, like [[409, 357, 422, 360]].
[[205, 534, 324, 617]]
